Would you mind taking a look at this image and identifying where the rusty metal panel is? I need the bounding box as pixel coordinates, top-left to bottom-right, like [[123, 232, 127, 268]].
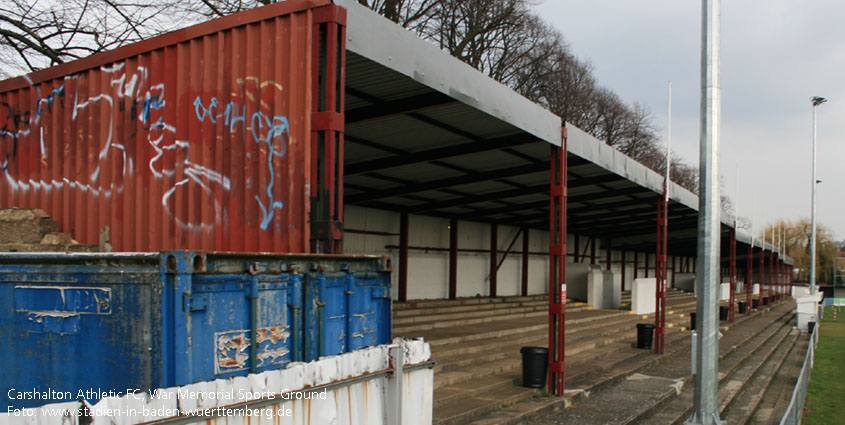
[[0, 1, 338, 253]]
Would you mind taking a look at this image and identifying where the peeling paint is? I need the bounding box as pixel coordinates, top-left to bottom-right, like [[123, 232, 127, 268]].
[[215, 325, 291, 374]]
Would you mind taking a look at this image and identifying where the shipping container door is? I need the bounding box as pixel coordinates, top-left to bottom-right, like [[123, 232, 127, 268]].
[[0, 259, 161, 409], [187, 273, 302, 382], [304, 270, 391, 361]]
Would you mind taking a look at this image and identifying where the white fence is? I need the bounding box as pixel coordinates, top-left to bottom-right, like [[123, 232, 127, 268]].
[[779, 309, 821, 425], [3, 338, 433, 425]]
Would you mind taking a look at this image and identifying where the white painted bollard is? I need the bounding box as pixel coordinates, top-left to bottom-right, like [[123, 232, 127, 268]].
[[632, 278, 656, 314]]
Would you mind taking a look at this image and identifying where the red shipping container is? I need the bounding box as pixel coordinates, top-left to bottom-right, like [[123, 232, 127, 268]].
[[0, 0, 346, 253]]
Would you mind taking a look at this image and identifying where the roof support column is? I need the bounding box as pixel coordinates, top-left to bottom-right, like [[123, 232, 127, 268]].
[[522, 227, 530, 296], [449, 218, 458, 300], [310, 8, 347, 254], [490, 223, 498, 297], [746, 244, 753, 315], [590, 236, 596, 265], [399, 212, 409, 302], [548, 132, 567, 397], [574, 234, 580, 263], [606, 239, 612, 270], [634, 251, 639, 279], [729, 229, 736, 322], [672, 255, 677, 289], [655, 191, 668, 354], [759, 248, 764, 307], [621, 251, 627, 291], [768, 249, 774, 305]]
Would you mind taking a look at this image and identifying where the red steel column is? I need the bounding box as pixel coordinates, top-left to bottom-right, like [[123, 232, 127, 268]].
[[621, 250, 626, 291], [768, 249, 774, 305], [490, 223, 498, 297], [399, 212, 409, 302], [548, 131, 567, 397], [746, 244, 753, 315], [449, 218, 458, 300], [634, 251, 639, 279], [759, 248, 765, 308], [655, 189, 668, 355], [310, 7, 347, 253], [522, 227, 530, 296], [672, 255, 677, 289], [729, 229, 737, 322]]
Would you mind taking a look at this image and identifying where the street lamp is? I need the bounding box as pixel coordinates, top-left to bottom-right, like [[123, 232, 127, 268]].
[[810, 96, 826, 296]]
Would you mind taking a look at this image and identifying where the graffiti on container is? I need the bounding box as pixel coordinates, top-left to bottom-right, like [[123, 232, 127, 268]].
[[214, 325, 291, 374], [0, 63, 295, 233], [192, 77, 289, 230]]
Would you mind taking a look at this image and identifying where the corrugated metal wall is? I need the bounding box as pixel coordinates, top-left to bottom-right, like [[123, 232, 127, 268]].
[[0, 1, 338, 252]]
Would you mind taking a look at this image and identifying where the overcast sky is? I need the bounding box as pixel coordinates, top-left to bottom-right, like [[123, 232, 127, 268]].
[[535, 1, 845, 242]]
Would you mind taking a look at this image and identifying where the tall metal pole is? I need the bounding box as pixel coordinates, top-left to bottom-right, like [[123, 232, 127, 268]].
[[689, 0, 723, 423], [810, 96, 826, 296]]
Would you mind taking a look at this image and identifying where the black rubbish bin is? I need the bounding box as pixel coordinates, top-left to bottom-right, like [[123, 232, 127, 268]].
[[520, 346, 548, 388], [752, 298, 760, 310], [636, 323, 655, 349], [690, 312, 696, 330], [808, 322, 816, 334], [719, 306, 729, 321], [762, 296, 769, 306], [738, 301, 747, 314]]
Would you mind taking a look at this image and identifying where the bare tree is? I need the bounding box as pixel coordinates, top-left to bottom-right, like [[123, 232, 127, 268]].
[[0, 0, 182, 78]]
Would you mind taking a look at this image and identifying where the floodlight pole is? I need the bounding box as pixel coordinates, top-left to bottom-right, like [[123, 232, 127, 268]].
[[810, 96, 826, 296], [688, 0, 723, 424]]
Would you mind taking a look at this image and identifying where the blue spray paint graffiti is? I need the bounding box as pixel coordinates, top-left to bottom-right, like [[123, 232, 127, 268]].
[[194, 94, 289, 230]]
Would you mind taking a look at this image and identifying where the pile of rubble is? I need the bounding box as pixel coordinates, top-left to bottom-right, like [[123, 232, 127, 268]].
[[0, 208, 99, 252]]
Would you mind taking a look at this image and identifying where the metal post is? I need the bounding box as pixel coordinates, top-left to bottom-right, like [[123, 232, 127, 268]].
[[810, 96, 826, 296], [399, 212, 409, 302], [621, 250, 626, 291], [522, 227, 530, 296], [729, 229, 736, 322], [688, 0, 723, 422], [606, 239, 612, 270], [490, 223, 498, 297], [548, 133, 568, 396], [590, 236, 596, 264], [634, 251, 639, 279], [746, 244, 753, 315], [449, 218, 458, 300], [656, 188, 668, 354]]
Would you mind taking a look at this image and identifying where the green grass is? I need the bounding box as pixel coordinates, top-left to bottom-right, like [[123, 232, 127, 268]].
[[803, 306, 845, 425]]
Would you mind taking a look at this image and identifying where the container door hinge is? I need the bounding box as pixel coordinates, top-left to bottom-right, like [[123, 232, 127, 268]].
[[183, 293, 208, 312]]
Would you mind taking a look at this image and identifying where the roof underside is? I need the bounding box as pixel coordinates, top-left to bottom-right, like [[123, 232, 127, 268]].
[[338, 0, 790, 264]]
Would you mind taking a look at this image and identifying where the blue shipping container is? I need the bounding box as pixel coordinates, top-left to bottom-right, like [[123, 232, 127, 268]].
[[0, 251, 392, 409]]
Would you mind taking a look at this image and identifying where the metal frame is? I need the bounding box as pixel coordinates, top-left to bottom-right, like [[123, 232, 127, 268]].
[[310, 6, 347, 254], [548, 132, 567, 396], [655, 187, 668, 354], [729, 229, 736, 322]]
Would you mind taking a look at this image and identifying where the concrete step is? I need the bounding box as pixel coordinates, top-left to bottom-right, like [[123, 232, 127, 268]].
[[458, 302, 796, 425], [393, 294, 549, 311], [430, 304, 703, 424], [633, 313, 797, 424], [744, 333, 810, 424], [720, 332, 806, 425], [394, 303, 548, 326], [394, 298, 549, 317]]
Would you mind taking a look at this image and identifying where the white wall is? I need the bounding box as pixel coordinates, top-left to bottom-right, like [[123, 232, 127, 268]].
[[344, 206, 697, 301]]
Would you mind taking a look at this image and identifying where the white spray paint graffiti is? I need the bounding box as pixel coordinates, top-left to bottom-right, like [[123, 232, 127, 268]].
[[0, 62, 296, 233]]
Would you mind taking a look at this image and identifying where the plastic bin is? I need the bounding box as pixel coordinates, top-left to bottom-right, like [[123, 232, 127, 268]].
[[719, 306, 729, 321], [520, 346, 548, 388], [738, 301, 747, 314], [752, 299, 760, 310], [636, 323, 655, 349], [690, 312, 696, 330]]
